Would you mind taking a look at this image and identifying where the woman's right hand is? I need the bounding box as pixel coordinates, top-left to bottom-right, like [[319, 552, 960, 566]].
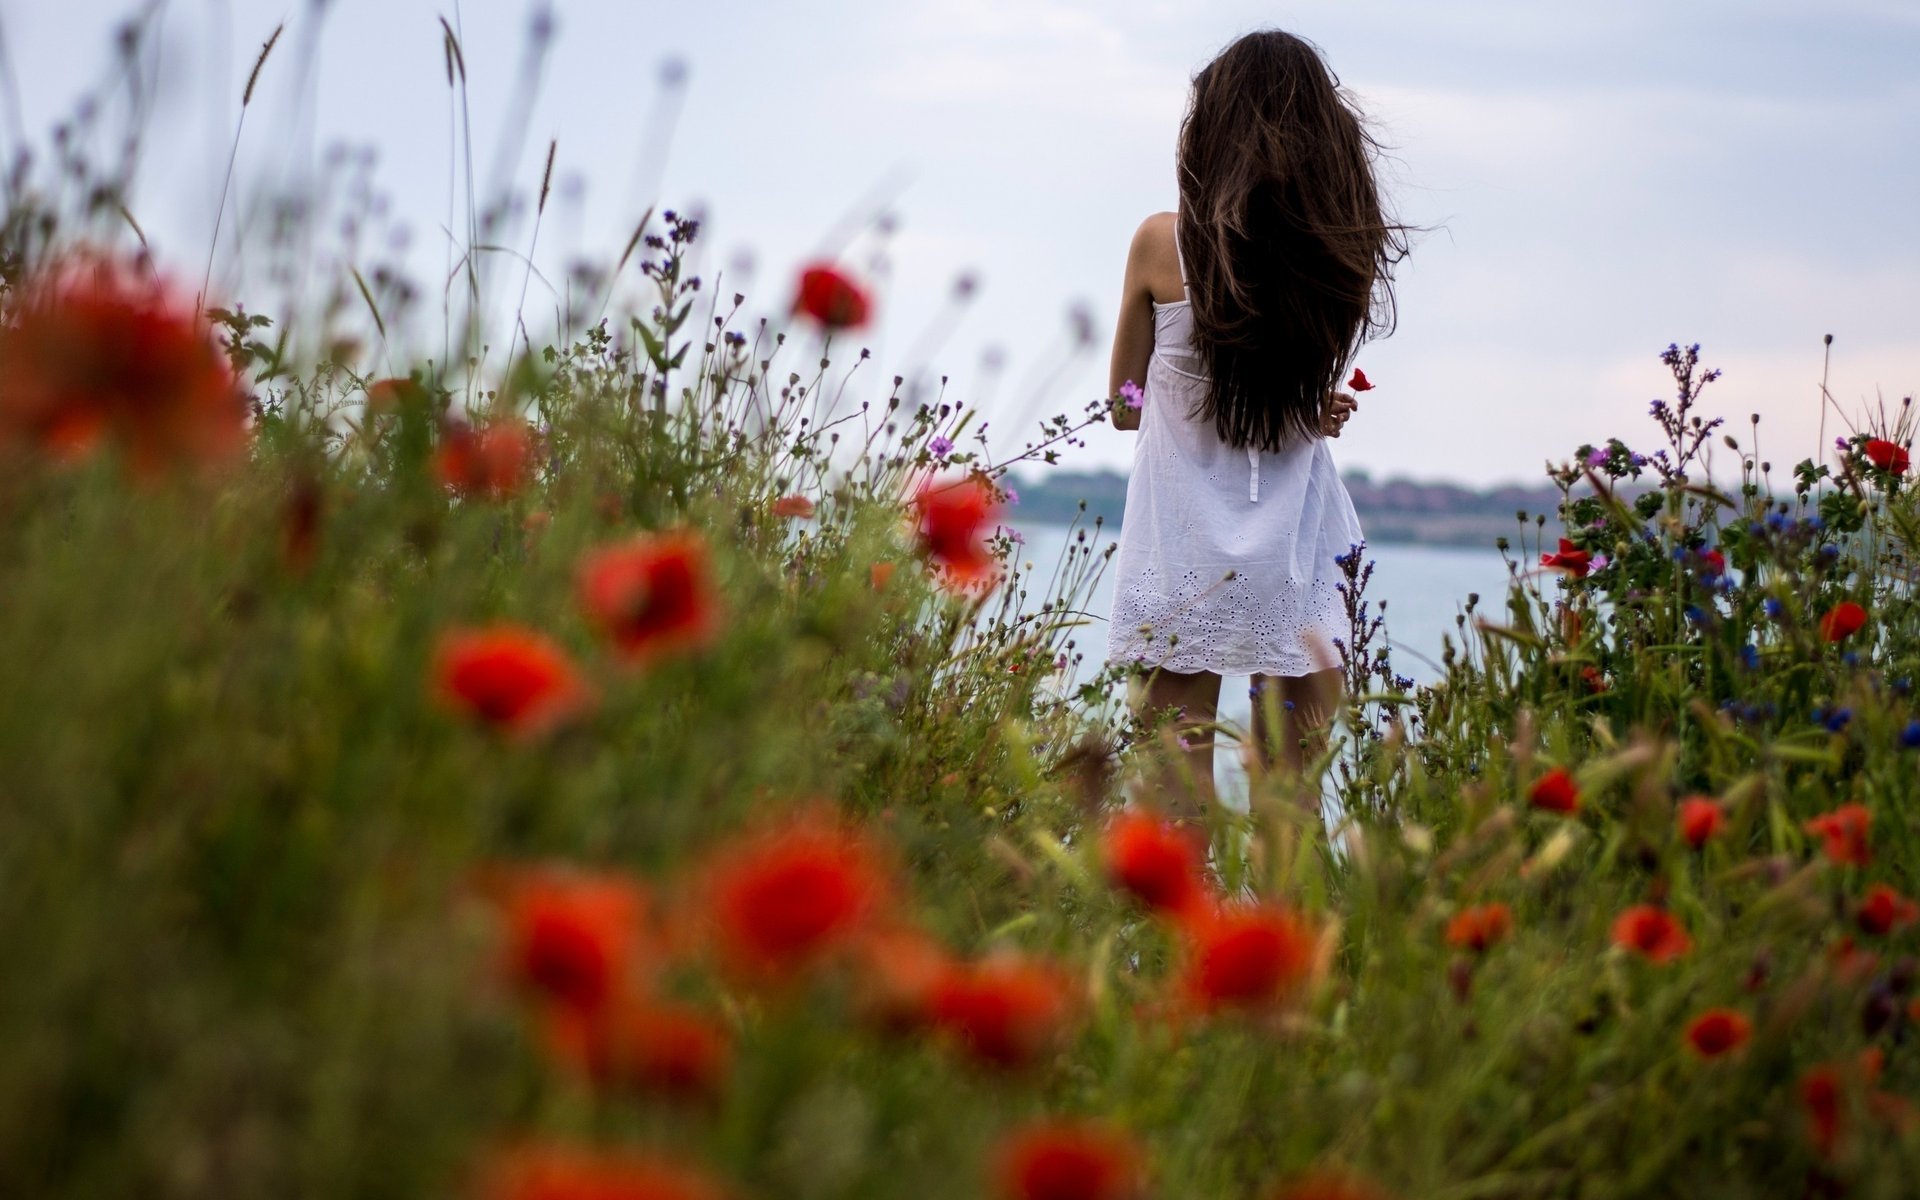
[[1321, 391, 1357, 438]]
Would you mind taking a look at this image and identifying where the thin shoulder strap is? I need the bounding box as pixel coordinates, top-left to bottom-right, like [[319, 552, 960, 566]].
[[1172, 215, 1187, 284]]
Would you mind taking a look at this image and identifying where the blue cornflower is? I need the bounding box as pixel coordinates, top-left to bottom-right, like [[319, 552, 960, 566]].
[[1739, 644, 1760, 670], [1903, 720, 1920, 748], [1764, 598, 1784, 619], [1685, 605, 1709, 624]]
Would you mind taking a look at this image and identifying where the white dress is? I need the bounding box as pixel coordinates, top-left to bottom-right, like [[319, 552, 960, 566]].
[[1104, 240, 1365, 678]]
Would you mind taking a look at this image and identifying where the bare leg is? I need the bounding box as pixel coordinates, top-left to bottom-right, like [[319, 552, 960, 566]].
[[1249, 668, 1342, 815], [1129, 667, 1222, 829]]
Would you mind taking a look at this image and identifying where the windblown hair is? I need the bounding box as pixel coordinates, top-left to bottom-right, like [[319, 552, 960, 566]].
[[1177, 30, 1408, 452]]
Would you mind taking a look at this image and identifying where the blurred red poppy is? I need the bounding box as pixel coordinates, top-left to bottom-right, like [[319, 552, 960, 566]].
[[1677, 797, 1725, 849], [770, 494, 816, 519], [1805, 804, 1872, 866], [1610, 905, 1691, 963], [707, 820, 886, 980], [1527, 768, 1580, 815], [793, 263, 871, 330], [929, 954, 1077, 1068], [434, 626, 592, 738], [1800, 1064, 1844, 1159], [500, 870, 646, 1017], [480, 1144, 731, 1200], [0, 255, 247, 473], [1181, 902, 1317, 1012], [436, 419, 532, 499], [1346, 368, 1374, 393], [852, 926, 954, 1034], [914, 477, 1001, 587], [1102, 811, 1207, 919], [578, 532, 721, 666], [1539, 539, 1590, 578], [1818, 601, 1867, 643], [1445, 903, 1513, 954], [1683, 1008, 1751, 1058], [1857, 884, 1919, 936], [994, 1121, 1143, 1200], [1865, 438, 1909, 474], [545, 997, 731, 1102]]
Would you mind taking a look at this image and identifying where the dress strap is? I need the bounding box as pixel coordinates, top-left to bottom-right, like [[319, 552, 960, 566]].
[[1172, 218, 1187, 284]]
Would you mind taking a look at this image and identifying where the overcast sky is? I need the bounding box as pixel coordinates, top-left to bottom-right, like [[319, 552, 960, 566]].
[[4, 0, 1917, 486]]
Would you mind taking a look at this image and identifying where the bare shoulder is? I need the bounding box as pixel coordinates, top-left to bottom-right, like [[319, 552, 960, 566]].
[[1127, 212, 1183, 304]]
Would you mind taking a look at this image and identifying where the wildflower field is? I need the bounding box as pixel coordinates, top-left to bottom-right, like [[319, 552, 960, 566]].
[[6, 21, 1920, 1200]]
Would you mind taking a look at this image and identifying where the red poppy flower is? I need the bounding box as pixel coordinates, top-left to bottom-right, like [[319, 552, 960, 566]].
[[434, 626, 593, 737], [1346, 368, 1374, 393], [1818, 601, 1867, 643], [480, 1144, 731, 1200], [1445, 903, 1513, 954], [1610, 905, 1692, 963], [870, 561, 897, 591], [435, 419, 532, 499], [1699, 548, 1726, 576], [0, 256, 247, 472], [793, 263, 872, 330], [364, 375, 429, 414], [914, 477, 1001, 587], [1683, 1008, 1751, 1058], [1269, 1173, 1391, 1200], [1181, 902, 1317, 1012], [994, 1121, 1143, 1200], [545, 997, 731, 1101], [707, 821, 886, 979], [928, 955, 1077, 1068], [1527, 767, 1580, 815], [1579, 664, 1608, 694], [1677, 797, 1726, 849], [498, 870, 646, 1016], [1857, 884, 1919, 936], [1828, 935, 1881, 985], [578, 532, 721, 666], [1102, 811, 1207, 919], [1800, 1065, 1844, 1159], [1865, 438, 1910, 474], [1805, 804, 1872, 866], [770, 494, 816, 519], [852, 926, 954, 1034], [1539, 539, 1591, 578]]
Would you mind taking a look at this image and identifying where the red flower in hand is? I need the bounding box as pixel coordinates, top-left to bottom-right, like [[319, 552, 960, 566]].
[[434, 626, 592, 738], [1102, 810, 1207, 919], [1346, 368, 1375, 392], [1445, 903, 1513, 953], [1865, 438, 1910, 474], [993, 1121, 1143, 1200], [1611, 905, 1691, 963], [1818, 600, 1867, 642], [1857, 883, 1919, 936], [914, 476, 1001, 587], [793, 263, 872, 330], [578, 531, 721, 666], [1677, 796, 1725, 849], [1806, 803, 1872, 866], [1540, 538, 1591, 578], [1527, 767, 1580, 815], [1684, 1007, 1751, 1059]]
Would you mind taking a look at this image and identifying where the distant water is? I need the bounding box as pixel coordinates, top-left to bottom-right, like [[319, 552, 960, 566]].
[[1007, 523, 1514, 803]]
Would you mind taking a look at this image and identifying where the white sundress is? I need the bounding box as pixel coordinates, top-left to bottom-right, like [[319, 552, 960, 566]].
[[1104, 234, 1365, 678]]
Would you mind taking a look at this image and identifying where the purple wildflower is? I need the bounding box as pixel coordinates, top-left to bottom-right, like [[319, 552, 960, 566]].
[[929, 435, 954, 457], [1586, 447, 1609, 467], [1119, 380, 1144, 409], [1004, 487, 1019, 507]]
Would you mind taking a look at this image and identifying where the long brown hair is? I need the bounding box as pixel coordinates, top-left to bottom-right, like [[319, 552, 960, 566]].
[[1177, 31, 1407, 451]]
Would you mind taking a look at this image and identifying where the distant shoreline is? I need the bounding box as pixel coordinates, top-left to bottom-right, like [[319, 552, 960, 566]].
[[1008, 468, 1567, 550]]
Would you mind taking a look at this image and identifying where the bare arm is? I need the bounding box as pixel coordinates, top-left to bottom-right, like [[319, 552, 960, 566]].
[[1107, 218, 1163, 433]]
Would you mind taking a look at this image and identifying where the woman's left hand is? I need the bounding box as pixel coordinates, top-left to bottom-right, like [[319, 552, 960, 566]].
[[1321, 391, 1357, 437]]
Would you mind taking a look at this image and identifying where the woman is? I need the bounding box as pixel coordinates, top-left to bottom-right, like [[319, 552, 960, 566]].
[[1104, 30, 1407, 822]]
